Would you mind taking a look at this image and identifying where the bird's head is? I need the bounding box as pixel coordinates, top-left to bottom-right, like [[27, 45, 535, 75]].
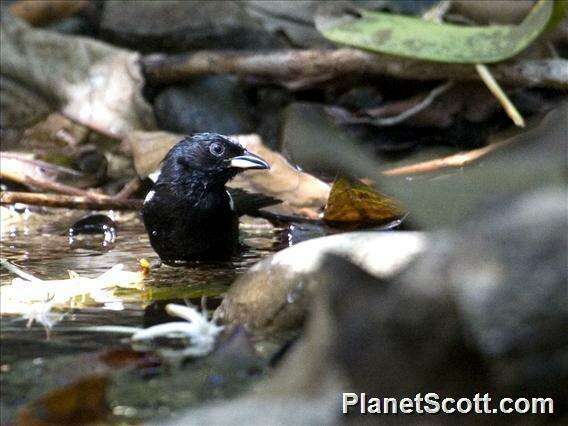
[[159, 133, 270, 186]]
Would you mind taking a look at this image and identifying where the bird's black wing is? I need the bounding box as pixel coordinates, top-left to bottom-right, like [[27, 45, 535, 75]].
[[227, 187, 281, 217]]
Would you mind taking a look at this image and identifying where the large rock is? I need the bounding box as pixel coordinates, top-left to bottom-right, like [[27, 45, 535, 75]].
[[153, 77, 254, 135], [243, 0, 331, 48], [214, 232, 427, 330], [292, 187, 568, 406], [446, 188, 568, 396], [100, 0, 281, 52]]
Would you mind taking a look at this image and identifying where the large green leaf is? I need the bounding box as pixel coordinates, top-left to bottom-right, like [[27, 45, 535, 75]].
[[316, 0, 567, 64]]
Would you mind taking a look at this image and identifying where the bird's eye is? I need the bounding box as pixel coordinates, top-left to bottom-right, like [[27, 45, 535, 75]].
[[209, 143, 225, 157]]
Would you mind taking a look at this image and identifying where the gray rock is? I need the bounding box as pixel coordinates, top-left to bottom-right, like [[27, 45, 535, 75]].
[[153, 77, 255, 135], [321, 187, 568, 401], [447, 188, 568, 394], [214, 232, 426, 330], [254, 87, 292, 150], [244, 0, 331, 48], [244, 1, 398, 48], [100, 0, 282, 52]]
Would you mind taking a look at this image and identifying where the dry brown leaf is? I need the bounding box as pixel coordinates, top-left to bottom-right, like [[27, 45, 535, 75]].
[[9, 0, 90, 27], [20, 113, 89, 151], [14, 347, 156, 426], [323, 177, 405, 228], [17, 376, 111, 426], [1, 14, 155, 140], [126, 130, 330, 215]]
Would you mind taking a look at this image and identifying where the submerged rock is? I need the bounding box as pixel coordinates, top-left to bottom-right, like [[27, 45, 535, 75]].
[[68, 214, 117, 245], [214, 232, 426, 330]]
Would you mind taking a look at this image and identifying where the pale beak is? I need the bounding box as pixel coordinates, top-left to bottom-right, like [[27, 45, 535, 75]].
[[230, 151, 270, 170]]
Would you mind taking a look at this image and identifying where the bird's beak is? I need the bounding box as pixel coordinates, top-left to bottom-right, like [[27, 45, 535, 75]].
[[230, 151, 270, 170]]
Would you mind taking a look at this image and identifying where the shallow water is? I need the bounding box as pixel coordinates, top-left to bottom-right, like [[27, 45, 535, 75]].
[[0, 208, 284, 365]]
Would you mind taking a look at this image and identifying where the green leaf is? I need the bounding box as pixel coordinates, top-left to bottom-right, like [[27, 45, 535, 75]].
[[316, 0, 565, 64]]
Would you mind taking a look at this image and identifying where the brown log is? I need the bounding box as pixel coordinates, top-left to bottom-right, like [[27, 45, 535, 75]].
[[0, 192, 142, 211], [142, 49, 568, 90]]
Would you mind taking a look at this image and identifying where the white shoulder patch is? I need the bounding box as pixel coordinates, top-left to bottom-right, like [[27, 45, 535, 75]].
[[148, 169, 161, 183], [144, 190, 156, 204], [227, 190, 235, 211]]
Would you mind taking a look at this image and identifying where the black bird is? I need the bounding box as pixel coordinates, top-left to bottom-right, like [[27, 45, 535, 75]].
[[142, 133, 273, 263]]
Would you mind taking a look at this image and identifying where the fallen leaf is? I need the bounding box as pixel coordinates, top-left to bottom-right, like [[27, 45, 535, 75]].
[[14, 347, 156, 426], [9, 0, 90, 27], [323, 177, 405, 228], [1, 14, 155, 140], [315, 0, 566, 63], [20, 113, 89, 152], [17, 375, 110, 426]]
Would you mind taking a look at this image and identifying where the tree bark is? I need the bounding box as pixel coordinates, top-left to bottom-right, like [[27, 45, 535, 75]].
[[143, 49, 568, 90], [0, 192, 142, 211]]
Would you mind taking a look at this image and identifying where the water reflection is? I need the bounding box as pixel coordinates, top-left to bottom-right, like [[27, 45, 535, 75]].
[[0, 210, 283, 364]]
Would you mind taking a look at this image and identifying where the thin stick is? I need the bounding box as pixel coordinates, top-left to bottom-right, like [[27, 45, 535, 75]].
[[24, 176, 99, 198], [0, 192, 142, 211], [114, 177, 142, 200], [476, 64, 526, 127], [338, 81, 454, 126], [381, 140, 511, 176]]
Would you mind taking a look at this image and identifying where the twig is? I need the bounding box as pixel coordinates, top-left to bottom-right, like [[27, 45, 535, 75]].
[[0, 153, 97, 196], [333, 81, 454, 126], [370, 81, 454, 126], [0, 153, 128, 201], [142, 49, 568, 90], [24, 176, 100, 197], [422, 0, 452, 22], [254, 209, 322, 224], [3, 170, 111, 201], [114, 177, 142, 200], [0, 192, 142, 211], [421, 2, 526, 128], [381, 140, 511, 176], [476, 64, 525, 127]]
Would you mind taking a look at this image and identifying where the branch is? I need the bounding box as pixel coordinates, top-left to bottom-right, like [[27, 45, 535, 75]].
[[142, 49, 568, 90], [476, 63, 525, 127], [0, 192, 142, 211], [381, 140, 511, 176], [114, 177, 142, 200], [0, 153, 111, 199]]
